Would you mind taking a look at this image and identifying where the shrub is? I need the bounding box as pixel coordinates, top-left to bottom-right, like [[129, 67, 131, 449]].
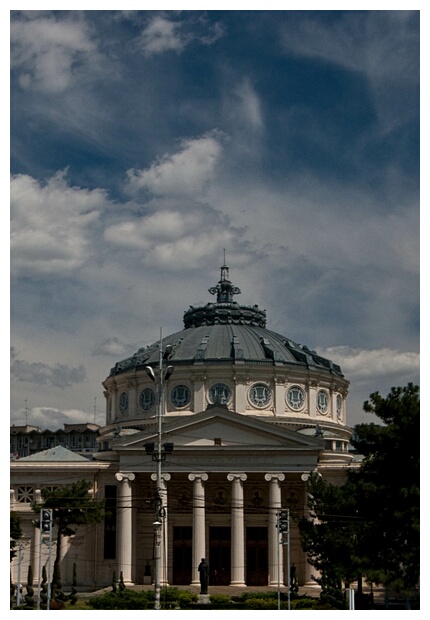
[[245, 597, 278, 609], [208, 593, 232, 606], [291, 597, 324, 609], [87, 587, 198, 610], [88, 590, 152, 610]]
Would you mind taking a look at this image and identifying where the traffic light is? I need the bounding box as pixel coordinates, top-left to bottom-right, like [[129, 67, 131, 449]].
[[278, 510, 289, 533], [41, 509, 52, 533]]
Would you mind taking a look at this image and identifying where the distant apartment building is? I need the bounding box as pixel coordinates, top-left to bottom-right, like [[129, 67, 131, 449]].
[[10, 423, 101, 459]]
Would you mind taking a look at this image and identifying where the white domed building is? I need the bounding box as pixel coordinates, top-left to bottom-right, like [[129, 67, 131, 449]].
[[11, 264, 353, 591]]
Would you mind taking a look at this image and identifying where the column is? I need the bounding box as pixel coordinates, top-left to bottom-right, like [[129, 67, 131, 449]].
[[188, 473, 208, 585], [227, 472, 247, 586], [115, 472, 135, 584], [32, 488, 43, 581], [31, 526, 41, 582], [151, 473, 171, 585], [265, 473, 285, 586], [301, 473, 319, 586]]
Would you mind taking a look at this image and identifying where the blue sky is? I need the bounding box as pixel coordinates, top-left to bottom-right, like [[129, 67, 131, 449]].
[[9, 6, 421, 430]]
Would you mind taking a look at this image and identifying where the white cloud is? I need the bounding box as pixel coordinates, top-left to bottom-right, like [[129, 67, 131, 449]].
[[11, 13, 98, 92], [138, 16, 186, 56], [319, 346, 420, 383], [11, 407, 94, 430], [11, 170, 109, 277], [125, 132, 223, 198], [104, 207, 239, 270], [231, 78, 264, 131], [138, 13, 224, 57], [93, 338, 135, 357]]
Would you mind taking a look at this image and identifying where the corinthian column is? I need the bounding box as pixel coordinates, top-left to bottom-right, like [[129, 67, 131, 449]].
[[265, 473, 285, 586], [115, 472, 135, 584], [188, 473, 208, 585], [227, 472, 247, 586]]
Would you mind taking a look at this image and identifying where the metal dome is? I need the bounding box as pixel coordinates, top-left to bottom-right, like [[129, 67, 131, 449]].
[[110, 264, 343, 379]]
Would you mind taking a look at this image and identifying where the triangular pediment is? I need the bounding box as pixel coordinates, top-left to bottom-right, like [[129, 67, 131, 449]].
[[112, 407, 324, 451]]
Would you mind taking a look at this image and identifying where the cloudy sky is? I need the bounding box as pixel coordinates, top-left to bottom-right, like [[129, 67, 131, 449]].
[[9, 6, 421, 430]]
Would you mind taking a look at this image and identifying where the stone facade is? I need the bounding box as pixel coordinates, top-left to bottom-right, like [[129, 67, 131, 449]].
[[10, 266, 355, 590]]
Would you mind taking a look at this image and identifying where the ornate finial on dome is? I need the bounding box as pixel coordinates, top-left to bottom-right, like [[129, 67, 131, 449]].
[[183, 257, 266, 328], [209, 253, 241, 303]]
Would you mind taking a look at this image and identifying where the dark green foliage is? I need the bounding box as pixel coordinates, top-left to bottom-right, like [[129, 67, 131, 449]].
[[111, 570, 117, 592], [87, 588, 329, 611], [87, 587, 198, 610], [33, 479, 105, 569], [118, 571, 125, 590], [298, 472, 361, 602], [290, 564, 299, 593], [298, 384, 420, 603], [68, 563, 78, 605], [10, 575, 16, 609], [51, 561, 66, 605], [319, 585, 347, 610], [206, 591, 335, 611], [40, 566, 48, 610], [32, 479, 105, 601], [291, 597, 335, 610], [244, 597, 278, 609], [24, 564, 34, 609], [354, 383, 420, 597], [208, 593, 232, 606], [10, 512, 23, 562]]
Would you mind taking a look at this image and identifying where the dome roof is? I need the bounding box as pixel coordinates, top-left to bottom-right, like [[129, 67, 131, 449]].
[[110, 264, 344, 379]]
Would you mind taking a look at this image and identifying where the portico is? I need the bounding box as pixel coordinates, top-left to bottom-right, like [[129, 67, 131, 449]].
[[109, 406, 325, 587]]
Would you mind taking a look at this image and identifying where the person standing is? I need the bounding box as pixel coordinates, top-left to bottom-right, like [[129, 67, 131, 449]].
[[198, 558, 209, 594]]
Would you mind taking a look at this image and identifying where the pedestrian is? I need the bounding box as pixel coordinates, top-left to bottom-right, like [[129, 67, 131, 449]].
[[198, 558, 209, 594]]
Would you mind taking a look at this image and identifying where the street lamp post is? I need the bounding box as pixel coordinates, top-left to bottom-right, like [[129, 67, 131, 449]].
[[145, 329, 174, 611]]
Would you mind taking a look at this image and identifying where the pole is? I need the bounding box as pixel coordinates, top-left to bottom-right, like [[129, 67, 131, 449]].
[[287, 509, 291, 611], [16, 542, 22, 607], [146, 328, 173, 610], [277, 512, 281, 610], [47, 514, 52, 610], [154, 328, 163, 611], [38, 531, 42, 610]]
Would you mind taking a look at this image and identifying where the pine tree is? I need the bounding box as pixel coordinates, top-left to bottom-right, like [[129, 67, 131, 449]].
[[32, 479, 104, 592], [298, 384, 420, 606], [10, 574, 16, 609], [10, 512, 22, 562], [51, 561, 66, 604], [40, 566, 48, 610], [68, 563, 78, 605], [24, 564, 34, 609]]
